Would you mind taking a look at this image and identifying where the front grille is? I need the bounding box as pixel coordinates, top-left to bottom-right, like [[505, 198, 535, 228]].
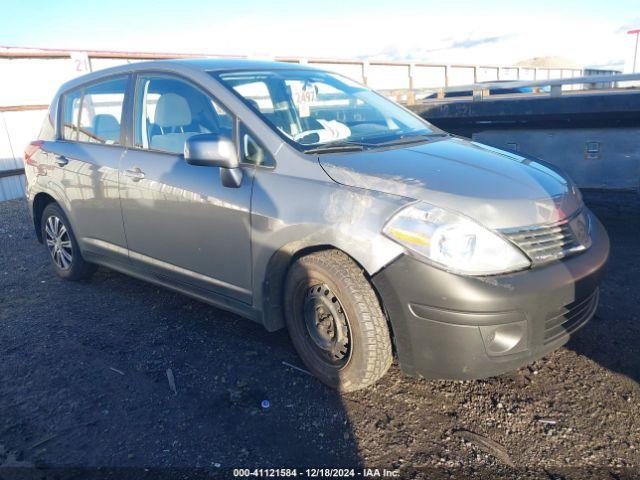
[[501, 210, 592, 264], [543, 288, 599, 344]]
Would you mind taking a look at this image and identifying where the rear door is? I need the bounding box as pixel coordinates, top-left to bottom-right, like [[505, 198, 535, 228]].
[[118, 73, 254, 304], [45, 76, 129, 264]]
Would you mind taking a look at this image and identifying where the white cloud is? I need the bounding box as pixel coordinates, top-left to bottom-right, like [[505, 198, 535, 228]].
[[44, 11, 639, 71]]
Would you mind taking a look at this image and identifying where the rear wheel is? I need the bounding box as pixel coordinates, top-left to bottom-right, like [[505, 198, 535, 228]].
[[284, 250, 393, 392], [41, 203, 96, 281]]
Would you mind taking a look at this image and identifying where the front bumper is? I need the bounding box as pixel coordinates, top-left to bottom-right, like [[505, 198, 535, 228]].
[[372, 210, 610, 380]]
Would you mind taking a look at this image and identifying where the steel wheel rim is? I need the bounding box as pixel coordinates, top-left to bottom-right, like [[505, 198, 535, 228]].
[[45, 215, 73, 270], [302, 283, 351, 368]]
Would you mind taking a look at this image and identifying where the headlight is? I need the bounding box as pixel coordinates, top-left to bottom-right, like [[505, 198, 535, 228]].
[[383, 203, 531, 275]]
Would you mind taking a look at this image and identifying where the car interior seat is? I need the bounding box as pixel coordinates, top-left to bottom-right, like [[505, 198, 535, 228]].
[[92, 114, 121, 144], [150, 93, 198, 154]]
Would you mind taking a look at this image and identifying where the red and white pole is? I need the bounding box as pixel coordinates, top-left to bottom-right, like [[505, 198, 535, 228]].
[[629, 29, 640, 73]]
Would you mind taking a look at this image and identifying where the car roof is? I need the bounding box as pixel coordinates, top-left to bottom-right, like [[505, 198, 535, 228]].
[[55, 58, 318, 94]]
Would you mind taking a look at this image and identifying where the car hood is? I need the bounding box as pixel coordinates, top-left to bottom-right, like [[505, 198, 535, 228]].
[[318, 136, 583, 230]]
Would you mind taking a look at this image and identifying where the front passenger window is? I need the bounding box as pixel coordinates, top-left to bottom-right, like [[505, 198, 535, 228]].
[[135, 75, 233, 155]]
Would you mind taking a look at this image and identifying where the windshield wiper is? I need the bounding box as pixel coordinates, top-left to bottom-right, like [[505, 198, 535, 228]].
[[304, 142, 366, 154], [303, 132, 449, 154], [374, 132, 449, 147]]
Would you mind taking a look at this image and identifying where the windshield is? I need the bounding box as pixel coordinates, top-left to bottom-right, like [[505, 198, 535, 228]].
[[213, 69, 438, 151]]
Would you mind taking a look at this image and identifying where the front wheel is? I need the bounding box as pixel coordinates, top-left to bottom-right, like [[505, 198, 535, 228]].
[[284, 250, 393, 392], [41, 203, 96, 281]]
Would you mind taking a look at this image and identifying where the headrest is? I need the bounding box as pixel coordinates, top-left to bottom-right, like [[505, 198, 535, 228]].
[[154, 93, 192, 128], [92, 114, 120, 141]]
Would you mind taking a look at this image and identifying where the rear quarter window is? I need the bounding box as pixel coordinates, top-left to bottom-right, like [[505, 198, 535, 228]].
[[61, 90, 82, 141]]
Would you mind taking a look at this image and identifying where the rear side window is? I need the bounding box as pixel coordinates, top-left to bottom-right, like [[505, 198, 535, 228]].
[[61, 76, 127, 145]]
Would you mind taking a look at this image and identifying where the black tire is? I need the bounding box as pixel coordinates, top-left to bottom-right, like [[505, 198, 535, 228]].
[[284, 250, 393, 392], [41, 203, 97, 281]]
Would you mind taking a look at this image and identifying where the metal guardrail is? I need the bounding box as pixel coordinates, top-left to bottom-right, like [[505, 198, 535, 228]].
[[442, 72, 640, 97], [380, 72, 640, 104]]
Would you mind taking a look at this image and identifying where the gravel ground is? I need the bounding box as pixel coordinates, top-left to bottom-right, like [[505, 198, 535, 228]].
[[0, 191, 638, 479]]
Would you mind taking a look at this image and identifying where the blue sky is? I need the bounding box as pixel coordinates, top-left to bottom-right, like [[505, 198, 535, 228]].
[[2, 0, 639, 69]]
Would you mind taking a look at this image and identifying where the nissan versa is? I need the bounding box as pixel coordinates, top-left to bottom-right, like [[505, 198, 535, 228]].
[[24, 59, 609, 391]]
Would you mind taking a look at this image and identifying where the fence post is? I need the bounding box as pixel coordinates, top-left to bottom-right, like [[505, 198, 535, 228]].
[[407, 63, 415, 105], [361, 61, 369, 85]]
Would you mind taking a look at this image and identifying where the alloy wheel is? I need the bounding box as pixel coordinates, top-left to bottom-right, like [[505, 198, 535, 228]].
[[45, 215, 73, 270]]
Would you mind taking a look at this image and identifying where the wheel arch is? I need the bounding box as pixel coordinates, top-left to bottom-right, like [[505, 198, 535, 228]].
[[260, 241, 395, 344], [32, 192, 59, 243]]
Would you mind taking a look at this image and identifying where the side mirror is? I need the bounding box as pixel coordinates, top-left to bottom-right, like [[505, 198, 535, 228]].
[[184, 134, 242, 188], [185, 134, 238, 168]]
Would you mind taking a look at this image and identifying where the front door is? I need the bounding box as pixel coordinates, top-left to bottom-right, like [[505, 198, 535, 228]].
[[119, 73, 253, 304]]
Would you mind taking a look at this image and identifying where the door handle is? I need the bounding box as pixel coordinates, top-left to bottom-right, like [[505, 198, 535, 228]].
[[54, 155, 68, 167], [123, 167, 145, 182]]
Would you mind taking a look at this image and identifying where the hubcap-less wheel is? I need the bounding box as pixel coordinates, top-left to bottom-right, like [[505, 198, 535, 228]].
[[285, 251, 393, 391], [303, 283, 351, 367], [45, 215, 73, 270]]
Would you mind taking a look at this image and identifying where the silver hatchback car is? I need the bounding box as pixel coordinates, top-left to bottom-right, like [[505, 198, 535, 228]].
[[25, 59, 609, 391]]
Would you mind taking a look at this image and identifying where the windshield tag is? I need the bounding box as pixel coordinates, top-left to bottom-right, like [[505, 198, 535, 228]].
[[293, 83, 316, 118]]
